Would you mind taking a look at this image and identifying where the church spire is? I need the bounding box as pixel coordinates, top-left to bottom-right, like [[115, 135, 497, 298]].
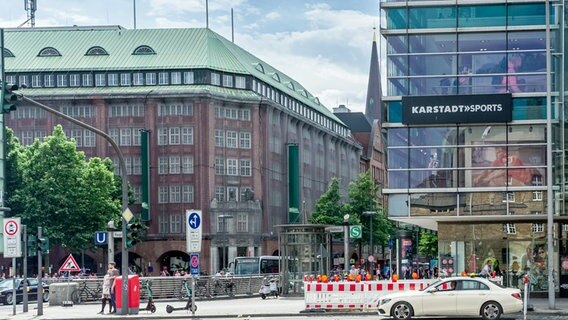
[[364, 27, 383, 122]]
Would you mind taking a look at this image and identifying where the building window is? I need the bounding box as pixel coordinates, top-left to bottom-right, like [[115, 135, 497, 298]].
[[171, 72, 181, 84], [215, 157, 225, 175], [43, 74, 55, 87], [158, 186, 169, 203], [108, 73, 119, 86], [82, 74, 93, 86], [170, 185, 181, 203], [183, 185, 194, 203], [85, 46, 108, 55], [38, 47, 61, 56], [67, 74, 78, 87], [31, 75, 41, 87], [532, 223, 544, 233], [215, 106, 223, 118], [121, 73, 131, 86], [133, 45, 156, 55], [157, 128, 168, 145], [95, 73, 106, 86], [19, 75, 28, 87], [503, 223, 517, 235], [235, 76, 246, 89], [158, 157, 168, 175], [169, 127, 180, 145], [120, 128, 132, 146], [182, 156, 194, 174], [57, 74, 68, 87], [532, 191, 543, 201], [240, 159, 251, 176], [239, 132, 251, 149], [158, 72, 169, 85], [183, 71, 194, 84], [215, 186, 225, 201], [502, 192, 515, 203], [215, 130, 224, 147], [182, 127, 194, 145], [236, 213, 248, 232], [133, 72, 144, 85], [132, 128, 142, 146], [239, 109, 251, 121], [132, 157, 142, 175], [158, 216, 168, 234], [227, 186, 238, 201], [227, 159, 238, 176], [225, 108, 238, 119], [211, 72, 221, 85], [222, 74, 233, 87], [170, 214, 181, 233], [169, 156, 181, 174], [84, 131, 96, 147], [226, 131, 238, 148], [146, 72, 156, 85]]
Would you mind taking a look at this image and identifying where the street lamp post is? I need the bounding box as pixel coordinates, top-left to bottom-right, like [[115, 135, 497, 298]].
[[343, 214, 350, 272], [20, 96, 130, 315], [218, 215, 233, 271]]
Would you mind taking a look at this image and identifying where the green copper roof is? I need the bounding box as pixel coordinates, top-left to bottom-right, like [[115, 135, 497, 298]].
[[4, 26, 342, 124]]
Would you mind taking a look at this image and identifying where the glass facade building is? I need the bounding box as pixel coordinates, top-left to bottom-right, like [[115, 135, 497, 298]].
[[380, 0, 568, 295]]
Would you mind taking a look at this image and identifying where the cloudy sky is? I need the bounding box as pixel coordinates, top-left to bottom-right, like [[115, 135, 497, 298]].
[[1, 0, 381, 113]]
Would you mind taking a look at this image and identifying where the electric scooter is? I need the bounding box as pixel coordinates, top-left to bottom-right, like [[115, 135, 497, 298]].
[[141, 280, 156, 313], [166, 279, 197, 313]]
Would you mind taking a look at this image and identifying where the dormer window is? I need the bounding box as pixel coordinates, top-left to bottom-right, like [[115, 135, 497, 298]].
[[133, 45, 156, 55], [254, 63, 265, 74], [38, 47, 61, 57], [86, 46, 109, 56], [271, 73, 280, 82], [3, 48, 15, 57], [286, 82, 295, 90]]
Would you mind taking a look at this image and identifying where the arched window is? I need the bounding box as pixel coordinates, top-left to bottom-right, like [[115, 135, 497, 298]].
[[38, 47, 61, 57], [3, 48, 15, 57], [132, 45, 156, 55], [86, 46, 109, 56]]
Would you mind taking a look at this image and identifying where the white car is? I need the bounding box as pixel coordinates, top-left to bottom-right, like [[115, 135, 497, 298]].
[[377, 276, 522, 320]]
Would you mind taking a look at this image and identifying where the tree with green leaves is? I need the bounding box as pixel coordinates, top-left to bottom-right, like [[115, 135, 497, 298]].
[[418, 231, 438, 258], [344, 170, 394, 249], [309, 178, 346, 225], [6, 125, 121, 251]]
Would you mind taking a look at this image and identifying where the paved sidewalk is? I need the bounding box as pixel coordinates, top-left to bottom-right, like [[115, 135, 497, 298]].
[[2, 297, 567, 320]]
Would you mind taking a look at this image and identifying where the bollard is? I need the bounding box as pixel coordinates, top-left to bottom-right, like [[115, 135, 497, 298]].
[[523, 275, 529, 320]]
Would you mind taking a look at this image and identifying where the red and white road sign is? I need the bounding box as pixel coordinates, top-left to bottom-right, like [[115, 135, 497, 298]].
[[3, 219, 18, 236], [59, 254, 81, 272], [3, 218, 22, 258]]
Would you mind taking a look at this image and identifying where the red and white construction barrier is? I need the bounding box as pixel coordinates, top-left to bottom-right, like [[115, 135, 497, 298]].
[[304, 280, 436, 311]]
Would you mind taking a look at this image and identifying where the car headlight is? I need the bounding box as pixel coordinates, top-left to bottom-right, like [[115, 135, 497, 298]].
[[379, 298, 392, 305]]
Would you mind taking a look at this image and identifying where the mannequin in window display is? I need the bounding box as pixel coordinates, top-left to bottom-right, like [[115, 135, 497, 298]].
[[521, 246, 534, 273]]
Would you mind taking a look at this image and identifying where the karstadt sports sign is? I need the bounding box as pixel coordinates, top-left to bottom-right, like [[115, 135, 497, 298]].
[[402, 93, 512, 124]]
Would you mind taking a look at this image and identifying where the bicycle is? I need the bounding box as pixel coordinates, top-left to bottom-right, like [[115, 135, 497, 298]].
[[213, 278, 235, 297], [71, 280, 102, 304]]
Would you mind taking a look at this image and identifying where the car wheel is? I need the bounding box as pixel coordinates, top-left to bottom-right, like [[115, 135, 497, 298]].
[[481, 301, 502, 320], [5, 293, 13, 305], [392, 302, 413, 320]]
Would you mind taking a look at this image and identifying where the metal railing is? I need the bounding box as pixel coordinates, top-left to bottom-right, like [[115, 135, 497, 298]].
[[45, 275, 270, 303]]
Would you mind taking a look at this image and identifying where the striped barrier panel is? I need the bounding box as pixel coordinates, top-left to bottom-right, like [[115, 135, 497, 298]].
[[304, 280, 437, 311]]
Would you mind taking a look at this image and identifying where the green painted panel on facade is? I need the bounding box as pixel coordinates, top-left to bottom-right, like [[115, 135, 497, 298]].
[[287, 144, 300, 224], [141, 130, 150, 221]]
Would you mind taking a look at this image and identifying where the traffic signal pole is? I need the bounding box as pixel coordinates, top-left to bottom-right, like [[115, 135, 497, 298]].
[[20, 96, 130, 315]]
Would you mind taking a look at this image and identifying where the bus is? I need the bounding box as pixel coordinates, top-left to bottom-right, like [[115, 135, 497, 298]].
[[233, 256, 279, 276]]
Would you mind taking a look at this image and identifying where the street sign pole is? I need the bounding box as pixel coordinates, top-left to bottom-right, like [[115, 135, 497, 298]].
[[23, 224, 28, 313], [37, 226, 43, 316]]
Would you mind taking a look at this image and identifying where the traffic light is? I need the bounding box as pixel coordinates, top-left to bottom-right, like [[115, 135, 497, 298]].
[[38, 237, 50, 253], [27, 235, 37, 257], [126, 223, 143, 248], [2, 83, 19, 113]]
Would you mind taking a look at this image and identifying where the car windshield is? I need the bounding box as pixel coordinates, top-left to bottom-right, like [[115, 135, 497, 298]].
[[0, 279, 14, 290], [421, 279, 442, 291]]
